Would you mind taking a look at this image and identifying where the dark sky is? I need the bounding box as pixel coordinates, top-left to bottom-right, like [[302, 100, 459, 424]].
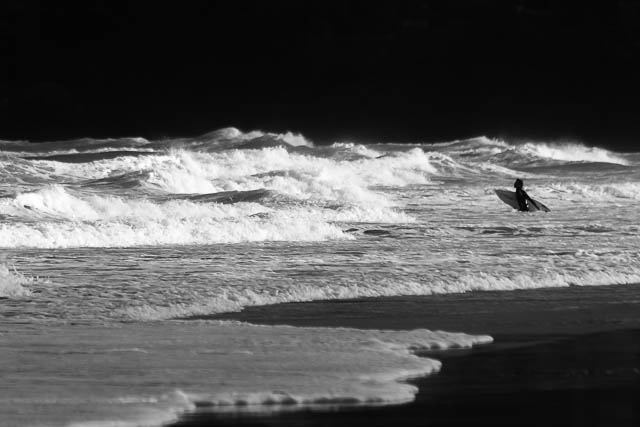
[[2, 0, 640, 149]]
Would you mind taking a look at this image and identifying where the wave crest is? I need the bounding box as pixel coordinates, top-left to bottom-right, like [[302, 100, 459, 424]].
[[520, 142, 629, 165]]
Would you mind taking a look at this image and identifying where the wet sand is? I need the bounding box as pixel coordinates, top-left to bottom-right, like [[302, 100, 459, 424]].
[[171, 284, 640, 426]]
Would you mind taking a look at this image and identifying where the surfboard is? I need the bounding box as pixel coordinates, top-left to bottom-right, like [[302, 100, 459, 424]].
[[494, 189, 550, 212]]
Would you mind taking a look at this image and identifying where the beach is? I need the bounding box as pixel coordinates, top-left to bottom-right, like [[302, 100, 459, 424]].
[[173, 284, 640, 426]]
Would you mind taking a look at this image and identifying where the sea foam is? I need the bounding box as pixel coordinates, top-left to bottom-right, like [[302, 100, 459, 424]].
[[520, 142, 630, 165], [543, 182, 640, 201], [0, 264, 35, 298], [0, 184, 416, 248], [1, 322, 491, 426], [123, 264, 640, 322]]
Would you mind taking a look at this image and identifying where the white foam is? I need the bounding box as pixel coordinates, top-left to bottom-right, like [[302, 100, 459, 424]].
[[197, 126, 248, 140], [1, 322, 491, 426], [330, 142, 383, 158], [142, 147, 433, 199], [0, 209, 350, 249], [196, 127, 313, 148], [520, 142, 629, 165], [123, 264, 640, 322], [0, 137, 152, 157], [422, 137, 633, 168], [0, 146, 437, 248], [426, 136, 511, 158], [0, 185, 419, 247], [275, 131, 314, 147], [0, 263, 34, 297], [542, 182, 640, 201], [30, 146, 435, 204]]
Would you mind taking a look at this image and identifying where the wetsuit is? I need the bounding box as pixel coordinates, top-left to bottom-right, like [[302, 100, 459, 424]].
[[515, 188, 532, 211]]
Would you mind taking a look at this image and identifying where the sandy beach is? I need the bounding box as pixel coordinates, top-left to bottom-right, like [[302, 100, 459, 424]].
[[172, 284, 640, 426]]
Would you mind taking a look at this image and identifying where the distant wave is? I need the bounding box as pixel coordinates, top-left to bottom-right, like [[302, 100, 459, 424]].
[[520, 142, 629, 165], [0, 136, 150, 154], [427, 136, 633, 167], [163, 128, 314, 153], [517, 162, 630, 173], [4, 129, 634, 173], [23, 150, 154, 163], [195, 128, 313, 148], [24, 146, 438, 199], [0, 127, 312, 157]]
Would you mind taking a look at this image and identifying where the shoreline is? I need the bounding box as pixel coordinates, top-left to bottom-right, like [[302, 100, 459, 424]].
[[171, 284, 640, 426], [204, 283, 640, 337]]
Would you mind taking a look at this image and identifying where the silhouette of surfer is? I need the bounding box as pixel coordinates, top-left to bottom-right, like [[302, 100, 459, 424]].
[[513, 178, 537, 211]]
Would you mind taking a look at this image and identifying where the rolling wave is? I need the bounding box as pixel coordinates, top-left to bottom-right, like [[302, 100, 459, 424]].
[[3, 131, 634, 187], [520, 142, 630, 165], [0, 185, 412, 248], [0, 127, 312, 157], [1, 128, 638, 248], [24, 150, 154, 163], [425, 137, 633, 167]]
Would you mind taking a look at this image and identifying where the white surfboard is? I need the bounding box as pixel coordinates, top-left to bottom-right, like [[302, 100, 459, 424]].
[[494, 189, 550, 212]]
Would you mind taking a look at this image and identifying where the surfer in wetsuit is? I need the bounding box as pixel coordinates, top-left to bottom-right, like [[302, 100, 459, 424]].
[[513, 178, 536, 211]]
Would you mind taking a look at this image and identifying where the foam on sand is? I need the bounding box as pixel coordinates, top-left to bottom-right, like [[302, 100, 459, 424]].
[[122, 264, 640, 322], [1, 321, 492, 427]]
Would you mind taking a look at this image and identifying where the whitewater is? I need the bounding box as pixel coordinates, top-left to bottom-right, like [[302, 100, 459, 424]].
[[1, 128, 639, 426]]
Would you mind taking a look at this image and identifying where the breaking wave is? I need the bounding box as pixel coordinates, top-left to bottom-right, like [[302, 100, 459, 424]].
[[1, 130, 638, 249], [425, 136, 633, 167], [520, 142, 630, 165]]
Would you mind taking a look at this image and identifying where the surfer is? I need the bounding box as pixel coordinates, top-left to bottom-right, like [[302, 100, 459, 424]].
[[513, 178, 536, 211]]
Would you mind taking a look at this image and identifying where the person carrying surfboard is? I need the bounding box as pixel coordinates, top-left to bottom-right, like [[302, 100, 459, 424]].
[[514, 178, 538, 211], [494, 181, 550, 212]]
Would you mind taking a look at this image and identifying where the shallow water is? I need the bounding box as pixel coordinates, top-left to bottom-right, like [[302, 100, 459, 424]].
[[1, 129, 639, 426]]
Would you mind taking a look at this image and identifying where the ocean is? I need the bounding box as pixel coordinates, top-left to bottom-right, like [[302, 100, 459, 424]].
[[1, 128, 639, 426]]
